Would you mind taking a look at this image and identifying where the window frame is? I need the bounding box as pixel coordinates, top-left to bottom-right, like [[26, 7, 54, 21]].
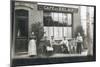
[[14, 9, 29, 53], [43, 11, 73, 39]]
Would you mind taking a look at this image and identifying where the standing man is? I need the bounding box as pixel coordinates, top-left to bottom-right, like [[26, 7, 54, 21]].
[[76, 33, 83, 54]]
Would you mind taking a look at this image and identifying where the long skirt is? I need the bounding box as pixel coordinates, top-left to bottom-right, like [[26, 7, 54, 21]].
[[28, 39, 37, 56]]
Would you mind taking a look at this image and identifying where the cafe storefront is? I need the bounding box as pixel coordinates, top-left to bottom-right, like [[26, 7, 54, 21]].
[[14, 1, 81, 56]]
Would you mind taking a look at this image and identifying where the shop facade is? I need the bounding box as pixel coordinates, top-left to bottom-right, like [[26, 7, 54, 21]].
[[14, 1, 82, 56]]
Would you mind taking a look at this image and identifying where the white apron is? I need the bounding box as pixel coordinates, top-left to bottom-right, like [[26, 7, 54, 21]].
[[28, 39, 37, 56]]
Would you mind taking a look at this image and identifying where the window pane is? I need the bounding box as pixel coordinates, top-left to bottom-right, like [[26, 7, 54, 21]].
[[44, 27, 49, 37], [67, 14, 72, 25], [63, 13, 72, 26], [58, 27, 63, 40], [53, 12, 58, 21], [63, 13, 67, 26], [53, 12, 59, 26], [64, 27, 67, 37], [58, 13, 63, 26], [43, 12, 53, 26], [49, 27, 54, 39], [58, 13, 63, 22], [54, 27, 59, 40], [64, 27, 72, 38], [67, 27, 72, 38]]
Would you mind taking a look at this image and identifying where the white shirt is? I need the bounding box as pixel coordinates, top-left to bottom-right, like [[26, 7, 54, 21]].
[[60, 39, 69, 47], [50, 39, 55, 46], [76, 36, 83, 42]]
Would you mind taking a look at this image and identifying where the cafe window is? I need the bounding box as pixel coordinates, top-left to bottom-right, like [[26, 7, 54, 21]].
[[43, 11, 72, 40]]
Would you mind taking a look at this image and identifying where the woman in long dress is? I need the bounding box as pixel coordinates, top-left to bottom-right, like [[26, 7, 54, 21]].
[[28, 32, 37, 57]]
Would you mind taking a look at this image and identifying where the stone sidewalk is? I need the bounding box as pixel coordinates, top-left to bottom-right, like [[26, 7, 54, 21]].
[[14, 49, 88, 59]]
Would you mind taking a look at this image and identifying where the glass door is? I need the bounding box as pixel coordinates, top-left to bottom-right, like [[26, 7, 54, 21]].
[[15, 9, 28, 54]]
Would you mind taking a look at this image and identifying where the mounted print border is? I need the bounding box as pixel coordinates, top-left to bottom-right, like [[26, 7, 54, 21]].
[[10, 0, 96, 67]]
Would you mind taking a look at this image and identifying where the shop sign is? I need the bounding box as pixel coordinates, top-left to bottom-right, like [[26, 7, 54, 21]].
[[38, 5, 78, 13]]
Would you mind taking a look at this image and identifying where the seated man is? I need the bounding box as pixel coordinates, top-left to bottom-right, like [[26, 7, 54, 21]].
[[60, 37, 69, 53], [43, 36, 54, 56], [39, 36, 50, 56], [70, 38, 77, 54], [50, 36, 56, 47]]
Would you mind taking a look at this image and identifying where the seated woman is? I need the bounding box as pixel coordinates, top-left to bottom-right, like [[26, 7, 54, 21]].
[[60, 37, 69, 53]]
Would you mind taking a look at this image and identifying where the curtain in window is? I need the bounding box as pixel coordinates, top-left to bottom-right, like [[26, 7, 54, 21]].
[[43, 12, 72, 40]]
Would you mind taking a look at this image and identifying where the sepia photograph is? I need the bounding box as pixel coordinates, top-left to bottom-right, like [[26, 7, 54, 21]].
[[11, 0, 96, 67]]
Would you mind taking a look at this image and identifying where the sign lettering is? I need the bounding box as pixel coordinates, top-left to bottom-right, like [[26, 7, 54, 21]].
[[38, 5, 78, 13]]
